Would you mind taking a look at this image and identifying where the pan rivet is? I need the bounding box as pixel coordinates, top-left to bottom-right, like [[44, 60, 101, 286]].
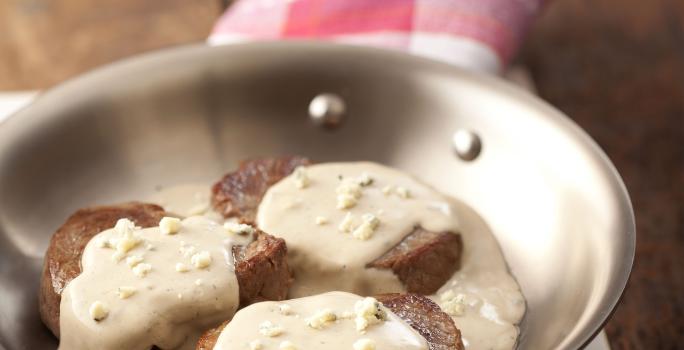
[[452, 130, 482, 161], [309, 93, 346, 128]]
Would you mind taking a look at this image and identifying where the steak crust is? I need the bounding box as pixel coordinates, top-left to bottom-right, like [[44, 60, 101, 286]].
[[368, 228, 463, 295], [211, 156, 312, 222], [39, 202, 166, 337], [234, 231, 292, 306], [196, 320, 229, 350], [211, 156, 462, 295], [196, 294, 464, 350], [376, 293, 465, 350], [39, 203, 291, 341]]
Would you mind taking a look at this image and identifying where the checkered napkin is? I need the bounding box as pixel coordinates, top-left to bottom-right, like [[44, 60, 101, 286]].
[[209, 0, 545, 73]]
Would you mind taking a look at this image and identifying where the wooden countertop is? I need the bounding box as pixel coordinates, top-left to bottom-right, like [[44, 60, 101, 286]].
[[519, 1, 683, 348], [1, 0, 682, 348]]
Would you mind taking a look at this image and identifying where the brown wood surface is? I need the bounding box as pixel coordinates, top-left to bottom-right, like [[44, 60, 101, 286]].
[[1, 0, 683, 348], [0, 0, 219, 90], [519, 0, 684, 348]]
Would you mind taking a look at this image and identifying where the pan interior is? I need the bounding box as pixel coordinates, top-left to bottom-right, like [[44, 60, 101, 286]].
[[0, 42, 634, 350]]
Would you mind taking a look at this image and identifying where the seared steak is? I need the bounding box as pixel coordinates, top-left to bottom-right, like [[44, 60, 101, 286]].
[[211, 156, 312, 223], [39, 202, 165, 337], [39, 202, 291, 339], [233, 230, 291, 306], [369, 228, 463, 295], [195, 293, 465, 350], [376, 293, 465, 350], [211, 156, 462, 295]]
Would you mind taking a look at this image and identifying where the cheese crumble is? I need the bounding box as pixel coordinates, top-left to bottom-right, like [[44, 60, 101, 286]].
[[114, 218, 137, 236], [381, 185, 411, 199], [249, 340, 263, 350], [353, 338, 376, 350], [279, 304, 294, 315], [117, 286, 137, 299], [315, 216, 329, 225], [113, 218, 141, 254], [351, 214, 380, 241], [89, 301, 109, 321], [224, 222, 255, 236], [336, 178, 363, 209], [175, 262, 190, 273], [132, 263, 152, 277], [440, 290, 466, 316], [111, 251, 126, 262], [159, 217, 182, 235], [338, 212, 356, 233], [354, 297, 387, 332], [258, 321, 284, 337], [293, 166, 310, 189], [115, 233, 140, 254], [126, 255, 144, 267], [357, 173, 374, 186], [191, 251, 212, 269], [306, 309, 337, 329], [179, 242, 197, 257]]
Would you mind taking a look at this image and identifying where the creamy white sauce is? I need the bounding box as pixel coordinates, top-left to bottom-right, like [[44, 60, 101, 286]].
[[434, 199, 526, 350], [256, 162, 525, 350], [149, 162, 526, 350], [213, 292, 428, 350], [257, 162, 461, 297], [59, 216, 248, 350], [148, 184, 224, 222]]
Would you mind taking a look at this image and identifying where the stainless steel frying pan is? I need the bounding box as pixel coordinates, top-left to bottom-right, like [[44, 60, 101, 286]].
[[0, 42, 635, 349]]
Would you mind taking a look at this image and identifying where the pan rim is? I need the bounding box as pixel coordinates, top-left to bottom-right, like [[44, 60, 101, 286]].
[[0, 41, 635, 350]]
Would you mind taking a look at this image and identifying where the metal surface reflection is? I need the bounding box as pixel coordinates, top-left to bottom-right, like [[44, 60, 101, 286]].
[[0, 42, 634, 350]]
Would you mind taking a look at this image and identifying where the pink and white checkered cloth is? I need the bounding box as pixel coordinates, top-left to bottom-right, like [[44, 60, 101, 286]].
[[209, 0, 545, 73]]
